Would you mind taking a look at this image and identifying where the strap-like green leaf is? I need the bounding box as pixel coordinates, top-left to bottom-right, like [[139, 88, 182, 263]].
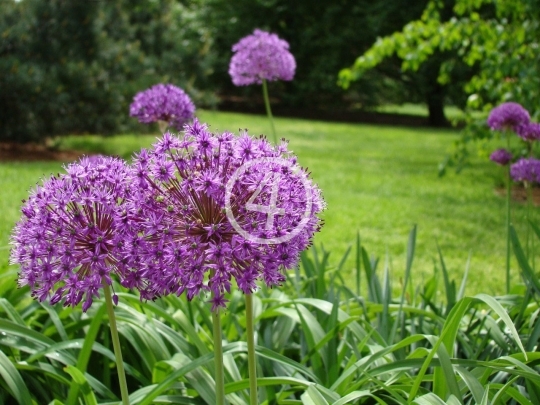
[[301, 385, 330, 405], [0, 350, 33, 404], [64, 365, 98, 405], [510, 225, 540, 293]]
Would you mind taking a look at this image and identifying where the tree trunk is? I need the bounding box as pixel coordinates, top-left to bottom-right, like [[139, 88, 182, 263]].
[[426, 84, 449, 127], [423, 55, 449, 127], [426, 0, 454, 128]]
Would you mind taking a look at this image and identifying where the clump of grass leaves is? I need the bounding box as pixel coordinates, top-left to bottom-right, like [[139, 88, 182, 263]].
[[1, 225, 539, 404]]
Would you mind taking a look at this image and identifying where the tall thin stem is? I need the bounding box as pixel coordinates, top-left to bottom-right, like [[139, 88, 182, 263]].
[[245, 293, 258, 405], [157, 120, 168, 134], [505, 133, 511, 294], [527, 141, 535, 271], [262, 79, 277, 144], [212, 309, 226, 405], [526, 182, 532, 259], [102, 280, 130, 405]]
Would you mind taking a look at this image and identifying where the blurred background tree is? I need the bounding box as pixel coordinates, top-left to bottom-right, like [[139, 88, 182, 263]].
[[0, 0, 214, 143], [6, 0, 534, 143], [204, 0, 432, 114], [339, 0, 540, 128]]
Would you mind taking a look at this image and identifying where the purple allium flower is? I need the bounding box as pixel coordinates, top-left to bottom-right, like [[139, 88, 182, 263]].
[[510, 158, 540, 184], [487, 102, 530, 131], [516, 122, 540, 142], [130, 84, 195, 131], [229, 29, 296, 86], [489, 148, 512, 166], [125, 120, 324, 310], [10, 156, 134, 312]]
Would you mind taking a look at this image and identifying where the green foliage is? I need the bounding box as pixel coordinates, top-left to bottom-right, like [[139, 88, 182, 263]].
[[339, 0, 540, 161], [1, 228, 540, 403], [0, 0, 215, 143], [2, 110, 540, 401], [204, 0, 429, 110], [2, 0, 464, 140], [338, 0, 477, 127]]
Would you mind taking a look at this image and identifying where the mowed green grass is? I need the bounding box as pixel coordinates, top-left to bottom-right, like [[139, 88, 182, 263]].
[[372, 103, 485, 121], [0, 110, 530, 294]]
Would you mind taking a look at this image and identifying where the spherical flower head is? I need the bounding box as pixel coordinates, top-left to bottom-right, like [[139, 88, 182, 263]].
[[229, 29, 296, 86], [516, 122, 540, 142], [125, 120, 324, 310], [129, 84, 195, 131], [10, 156, 134, 312], [510, 158, 540, 184], [489, 148, 512, 166], [487, 102, 530, 131]]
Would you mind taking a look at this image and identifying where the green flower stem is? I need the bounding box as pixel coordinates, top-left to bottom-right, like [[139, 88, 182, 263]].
[[245, 293, 258, 405], [505, 163, 511, 294], [505, 134, 511, 294], [527, 142, 535, 271], [158, 120, 168, 134], [102, 280, 130, 405], [526, 182, 532, 259], [212, 308, 226, 405], [262, 79, 277, 145]]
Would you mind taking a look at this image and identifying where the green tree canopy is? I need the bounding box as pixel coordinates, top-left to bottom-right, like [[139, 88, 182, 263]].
[[0, 0, 214, 143], [204, 0, 430, 111], [339, 0, 540, 120], [3, 0, 481, 142]]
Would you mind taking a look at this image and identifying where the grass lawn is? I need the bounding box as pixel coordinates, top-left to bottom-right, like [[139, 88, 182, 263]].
[[0, 110, 532, 295], [373, 103, 485, 122]]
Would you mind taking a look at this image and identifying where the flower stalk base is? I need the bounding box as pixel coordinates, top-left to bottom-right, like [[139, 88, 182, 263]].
[[102, 280, 130, 405], [262, 79, 277, 144], [505, 135, 511, 294], [212, 309, 226, 405], [245, 293, 258, 405]]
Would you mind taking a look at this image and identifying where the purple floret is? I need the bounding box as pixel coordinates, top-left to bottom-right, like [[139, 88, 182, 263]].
[[229, 29, 296, 86], [490, 148, 512, 166], [487, 102, 530, 131], [130, 84, 195, 130], [510, 158, 540, 184], [10, 156, 135, 311], [516, 122, 540, 142], [124, 120, 324, 310]]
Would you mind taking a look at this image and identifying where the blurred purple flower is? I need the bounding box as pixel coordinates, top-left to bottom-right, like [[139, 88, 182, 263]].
[[510, 158, 540, 184], [10, 156, 134, 312], [487, 102, 530, 131], [130, 84, 195, 131], [516, 122, 540, 142], [125, 120, 324, 310], [229, 29, 296, 86], [489, 149, 512, 166]]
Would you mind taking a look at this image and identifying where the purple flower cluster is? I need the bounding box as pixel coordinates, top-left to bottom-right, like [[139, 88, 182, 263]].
[[11, 118, 324, 312], [123, 120, 324, 309], [516, 122, 540, 142], [487, 102, 540, 170], [130, 84, 195, 131], [229, 29, 296, 86], [490, 149, 512, 166], [487, 102, 530, 131], [510, 158, 540, 184], [10, 156, 133, 312]]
